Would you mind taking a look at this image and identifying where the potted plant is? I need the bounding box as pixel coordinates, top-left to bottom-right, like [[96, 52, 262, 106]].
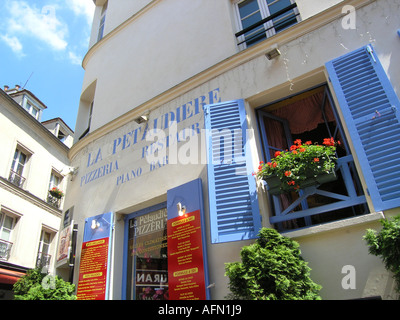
[[254, 138, 338, 195], [49, 187, 64, 199]]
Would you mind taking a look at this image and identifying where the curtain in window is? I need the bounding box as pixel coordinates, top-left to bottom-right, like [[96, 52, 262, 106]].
[[270, 91, 335, 134]]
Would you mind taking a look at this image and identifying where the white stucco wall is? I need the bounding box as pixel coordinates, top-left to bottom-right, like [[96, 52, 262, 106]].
[[68, 0, 400, 300], [0, 93, 70, 272]]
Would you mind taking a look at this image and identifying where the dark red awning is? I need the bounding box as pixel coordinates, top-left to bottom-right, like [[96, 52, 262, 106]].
[[0, 268, 25, 285]]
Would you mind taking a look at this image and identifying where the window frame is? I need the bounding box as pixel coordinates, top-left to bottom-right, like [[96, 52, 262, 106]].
[[256, 84, 368, 231], [97, 0, 108, 42], [0, 213, 15, 243], [9, 144, 32, 189], [48, 170, 63, 191], [23, 98, 41, 120], [233, 0, 300, 49]]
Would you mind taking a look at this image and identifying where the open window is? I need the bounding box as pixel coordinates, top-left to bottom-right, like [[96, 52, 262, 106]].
[[257, 85, 368, 231]]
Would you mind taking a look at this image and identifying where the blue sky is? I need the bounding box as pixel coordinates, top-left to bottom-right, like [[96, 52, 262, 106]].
[[0, 0, 95, 131]]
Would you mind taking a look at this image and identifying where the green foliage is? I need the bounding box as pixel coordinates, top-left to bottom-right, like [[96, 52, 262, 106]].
[[225, 228, 322, 300], [13, 268, 76, 300], [364, 215, 400, 293]]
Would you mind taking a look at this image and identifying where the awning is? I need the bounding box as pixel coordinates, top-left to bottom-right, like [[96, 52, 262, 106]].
[[0, 267, 25, 285]]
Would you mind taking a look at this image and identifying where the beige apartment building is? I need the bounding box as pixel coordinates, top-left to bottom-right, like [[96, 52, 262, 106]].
[[0, 86, 73, 299], [62, 0, 400, 300]]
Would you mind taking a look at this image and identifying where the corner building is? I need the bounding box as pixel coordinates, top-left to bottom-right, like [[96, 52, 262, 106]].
[[63, 0, 400, 300]]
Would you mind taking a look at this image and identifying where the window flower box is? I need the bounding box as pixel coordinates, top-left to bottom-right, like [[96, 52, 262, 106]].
[[49, 187, 64, 199], [255, 138, 338, 195]]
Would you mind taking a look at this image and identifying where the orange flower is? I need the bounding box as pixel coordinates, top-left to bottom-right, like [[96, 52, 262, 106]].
[[314, 158, 319, 162], [323, 137, 335, 146], [285, 171, 291, 177], [294, 139, 302, 145]]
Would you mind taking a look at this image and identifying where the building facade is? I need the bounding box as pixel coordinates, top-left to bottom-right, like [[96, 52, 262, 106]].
[[0, 87, 72, 299], [64, 0, 400, 300]]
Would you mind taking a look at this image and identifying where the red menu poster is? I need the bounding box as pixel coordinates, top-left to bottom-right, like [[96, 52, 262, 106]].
[[76, 237, 109, 300], [167, 210, 206, 300]]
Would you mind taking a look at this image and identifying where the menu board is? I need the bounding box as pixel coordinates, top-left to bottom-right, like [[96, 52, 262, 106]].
[[76, 237, 109, 300], [167, 210, 206, 300]]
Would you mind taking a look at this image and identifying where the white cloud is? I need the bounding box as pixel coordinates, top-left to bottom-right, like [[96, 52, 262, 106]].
[[5, 1, 68, 51], [68, 0, 96, 26], [0, 34, 24, 57], [68, 51, 82, 66]]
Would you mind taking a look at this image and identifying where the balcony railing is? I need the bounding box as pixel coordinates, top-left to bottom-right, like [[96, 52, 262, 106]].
[[8, 170, 26, 188], [47, 193, 62, 209], [0, 239, 13, 261], [235, 3, 299, 47], [269, 155, 368, 229], [36, 252, 51, 270]]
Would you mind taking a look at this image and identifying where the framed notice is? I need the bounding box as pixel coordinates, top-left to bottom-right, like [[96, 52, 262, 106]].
[[56, 222, 74, 266], [167, 210, 206, 300], [76, 237, 109, 300], [77, 212, 113, 300]]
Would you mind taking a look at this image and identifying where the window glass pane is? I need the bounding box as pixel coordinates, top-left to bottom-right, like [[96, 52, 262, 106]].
[[43, 231, 51, 244], [16, 152, 27, 174], [266, 0, 297, 32], [267, 0, 292, 13], [25, 102, 32, 112], [126, 208, 168, 300], [238, 0, 266, 46], [0, 216, 13, 241], [31, 107, 39, 118], [3, 216, 13, 230], [239, 0, 260, 19], [49, 173, 61, 189]]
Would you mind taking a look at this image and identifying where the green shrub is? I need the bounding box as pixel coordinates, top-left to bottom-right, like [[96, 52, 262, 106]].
[[13, 268, 76, 300], [364, 215, 400, 294], [225, 228, 322, 300]]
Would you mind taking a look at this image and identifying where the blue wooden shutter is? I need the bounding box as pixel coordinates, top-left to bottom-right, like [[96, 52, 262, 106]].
[[204, 99, 261, 243], [326, 45, 400, 211]]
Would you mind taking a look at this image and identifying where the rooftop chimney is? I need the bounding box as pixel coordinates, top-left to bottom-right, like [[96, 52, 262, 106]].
[[4, 85, 9, 91]]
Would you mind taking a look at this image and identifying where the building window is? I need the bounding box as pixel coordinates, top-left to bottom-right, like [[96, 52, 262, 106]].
[[8, 147, 30, 188], [79, 100, 94, 140], [126, 207, 168, 300], [24, 100, 41, 120], [256, 85, 368, 231], [47, 171, 64, 209], [0, 213, 15, 261], [234, 0, 300, 47], [36, 230, 52, 270], [97, 1, 108, 42]]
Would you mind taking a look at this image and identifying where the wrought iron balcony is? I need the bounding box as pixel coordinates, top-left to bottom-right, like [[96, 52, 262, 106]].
[[0, 239, 13, 261], [8, 170, 26, 188], [36, 252, 51, 270], [47, 193, 62, 209], [235, 3, 299, 47]]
